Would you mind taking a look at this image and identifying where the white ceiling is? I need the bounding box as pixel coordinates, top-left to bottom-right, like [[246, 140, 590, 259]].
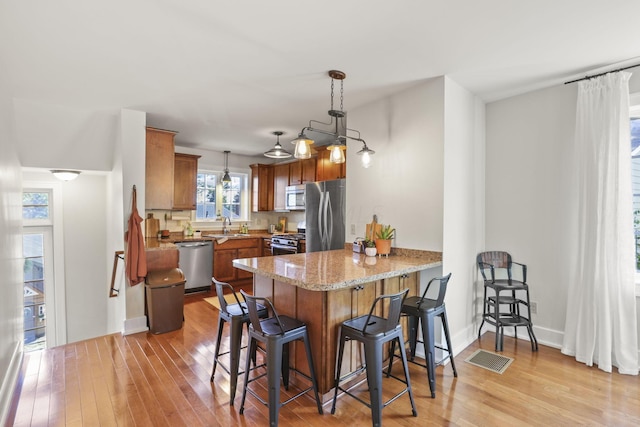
[[3, 0, 640, 158]]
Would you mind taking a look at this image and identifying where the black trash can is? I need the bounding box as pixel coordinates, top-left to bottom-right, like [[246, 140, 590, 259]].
[[145, 268, 186, 334]]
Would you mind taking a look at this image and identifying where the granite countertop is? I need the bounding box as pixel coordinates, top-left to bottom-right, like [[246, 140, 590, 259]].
[[232, 248, 442, 291], [145, 231, 276, 250]]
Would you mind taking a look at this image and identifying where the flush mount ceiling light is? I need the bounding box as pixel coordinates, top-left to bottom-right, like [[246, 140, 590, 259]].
[[292, 70, 374, 167], [50, 170, 81, 181], [221, 150, 231, 183], [264, 131, 292, 159]]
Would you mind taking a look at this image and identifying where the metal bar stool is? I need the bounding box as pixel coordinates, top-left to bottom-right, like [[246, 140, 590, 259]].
[[238, 290, 323, 427], [388, 274, 457, 398], [331, 288, 417, 427], [210, 278, 267, 405]]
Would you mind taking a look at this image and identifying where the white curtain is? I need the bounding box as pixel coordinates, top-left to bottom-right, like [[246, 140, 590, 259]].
[[561, 72, 638, 375]]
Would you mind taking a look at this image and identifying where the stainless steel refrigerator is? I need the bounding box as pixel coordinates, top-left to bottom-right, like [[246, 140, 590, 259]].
[[305, 179, 346, 252]]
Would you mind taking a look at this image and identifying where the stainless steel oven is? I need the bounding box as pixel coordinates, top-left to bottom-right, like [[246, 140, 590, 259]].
[[271, 234, 302, 255], [285, 184, 305, 210]]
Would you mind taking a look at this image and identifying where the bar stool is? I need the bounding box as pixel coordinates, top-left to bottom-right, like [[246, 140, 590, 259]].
[[388, 274, 457, 398], [238, 290, 323, 427], [210, 278, 267, 405], [331, 288, 417, 427]]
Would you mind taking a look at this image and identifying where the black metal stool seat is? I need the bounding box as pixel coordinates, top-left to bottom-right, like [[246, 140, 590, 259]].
[[239, 291, 322, 427], [210, 278, 267, 405], [389, 274, 457, 398], [331, 288, 417, 427]]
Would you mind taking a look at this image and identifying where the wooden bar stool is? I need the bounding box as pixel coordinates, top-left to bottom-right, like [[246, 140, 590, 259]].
[[388, 273, 457, 398], [239, 290, 323, 427], [210, 278, 267, 405], [331, 288, 417, 427]]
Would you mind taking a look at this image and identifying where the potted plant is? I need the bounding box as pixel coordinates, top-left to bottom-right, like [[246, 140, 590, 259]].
[[375, 224, 395, 256], [364, 239, 377, 257]]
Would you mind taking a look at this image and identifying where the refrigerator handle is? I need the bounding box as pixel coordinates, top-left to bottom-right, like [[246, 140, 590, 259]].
[[317, 191, 326, 248], [325, 193, 333, 249]]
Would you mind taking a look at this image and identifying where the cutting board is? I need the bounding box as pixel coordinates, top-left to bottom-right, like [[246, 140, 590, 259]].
[[145, 213, 159, 237], [365, 221, 381, 241]]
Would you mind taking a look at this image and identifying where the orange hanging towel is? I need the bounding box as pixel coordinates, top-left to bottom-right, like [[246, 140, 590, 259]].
[[125, 185, 147, 285]]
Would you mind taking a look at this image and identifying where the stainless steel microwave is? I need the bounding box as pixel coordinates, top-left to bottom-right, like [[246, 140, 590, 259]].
[[285, 184, 305, 210]]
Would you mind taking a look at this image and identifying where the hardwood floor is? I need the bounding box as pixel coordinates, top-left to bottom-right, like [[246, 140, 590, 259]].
[[11, 288, 640, 426]]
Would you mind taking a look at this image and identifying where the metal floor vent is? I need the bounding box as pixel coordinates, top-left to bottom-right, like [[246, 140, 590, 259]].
[[464, 349, 513, 374]]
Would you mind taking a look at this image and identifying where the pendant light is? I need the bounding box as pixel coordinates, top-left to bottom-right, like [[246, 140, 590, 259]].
[[264, 131, 292, 159], [221, 150, 231, 183], [292, 70, 375, 167], [357, 142, 375, 168]]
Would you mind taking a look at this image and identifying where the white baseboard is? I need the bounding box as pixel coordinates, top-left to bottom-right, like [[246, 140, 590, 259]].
[[123, 316, 149, 336], [0, 341, 23, 427]]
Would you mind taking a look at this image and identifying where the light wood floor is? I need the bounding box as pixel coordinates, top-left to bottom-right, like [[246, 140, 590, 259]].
[[11, 288, 640, 426]]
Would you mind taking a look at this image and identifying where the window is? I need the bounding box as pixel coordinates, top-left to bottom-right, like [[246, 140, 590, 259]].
[[195, 170, 249, 221], [22, 190, 53, 351], [631, 95, 640, 271]]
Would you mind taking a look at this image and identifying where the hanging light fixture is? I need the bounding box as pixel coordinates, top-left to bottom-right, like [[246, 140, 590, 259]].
[[356, 141, 375, 168], [292, 70, 374, 167], [221, 150, 231, 183], [264, 131, 292, 159], [50, 170, 81, 181]]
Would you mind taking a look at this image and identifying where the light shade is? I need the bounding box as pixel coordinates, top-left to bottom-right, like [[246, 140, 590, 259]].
[[264, 131, 292, 159], [291, 132, 314, 159], [357, 143, 375, 168], [222, 150, 232, 182], [50, 170, 80, 181], [327, 142, 346, 164]]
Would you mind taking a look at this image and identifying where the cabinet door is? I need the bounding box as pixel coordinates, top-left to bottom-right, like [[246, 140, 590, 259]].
[[250, 164, 274, 212], [289, 161, 302, 185], [145, 127, 176, 209], [300, 158, 317, 183], [316, 148, 346, 181], [237, 246, 261, 279], [273, 163, 290, 210], [213, 249, 237, 283], [173, 153, 200, 210]]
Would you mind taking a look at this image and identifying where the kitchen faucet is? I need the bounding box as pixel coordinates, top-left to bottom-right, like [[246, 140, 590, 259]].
[[222, 216, 231, 234]]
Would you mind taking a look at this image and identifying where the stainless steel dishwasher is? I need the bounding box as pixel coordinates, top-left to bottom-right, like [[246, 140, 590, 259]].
[[175, 241, 213, 292]]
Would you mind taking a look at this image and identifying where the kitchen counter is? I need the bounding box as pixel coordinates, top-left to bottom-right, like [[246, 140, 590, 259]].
[[232, 247, 442, 400], [144, 231, 278, 250], [232, 248, 442, 291]]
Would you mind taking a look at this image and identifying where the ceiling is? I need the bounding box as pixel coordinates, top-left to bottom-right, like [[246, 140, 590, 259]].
[[3, 0, 640, 158]]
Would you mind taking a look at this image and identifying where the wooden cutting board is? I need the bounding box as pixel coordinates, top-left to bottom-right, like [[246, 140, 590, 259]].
[[365, 221, 381, 241], [145, 214, 159, 237]]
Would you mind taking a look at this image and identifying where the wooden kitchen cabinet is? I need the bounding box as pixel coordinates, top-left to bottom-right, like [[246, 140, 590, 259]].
[[213, 238, 261, 287], [250, 164, 274, 212], [145, 127, 177, 209], [289, 158, 317, 185], [316, 148, 346, 181], [273, 163, 290, 210], [173, 153, 200, 210], [262, 238, 272, 256]]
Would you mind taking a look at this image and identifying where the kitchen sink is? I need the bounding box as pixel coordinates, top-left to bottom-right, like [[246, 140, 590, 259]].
[[203, 233, 251, 238]]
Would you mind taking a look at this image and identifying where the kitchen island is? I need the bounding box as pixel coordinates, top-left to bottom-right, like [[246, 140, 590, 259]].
[[232, 248, 442, 400]]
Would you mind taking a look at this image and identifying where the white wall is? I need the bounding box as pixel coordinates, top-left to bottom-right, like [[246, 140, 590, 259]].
[[442, 77, 486, 349], [0, 85, 24, 427], [347, 76, 485, 353], [486, 74, 640, 348], [346, 77, 445, 251]]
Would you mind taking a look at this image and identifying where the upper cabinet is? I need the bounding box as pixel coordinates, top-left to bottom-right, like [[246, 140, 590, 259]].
[[289, 158, 317, 185], [250, 164, 274, 212], [145, 127, 176, 210], [173, 153, 200, 210], [273, 163, 290, 211], [316, 148, 346, 181]]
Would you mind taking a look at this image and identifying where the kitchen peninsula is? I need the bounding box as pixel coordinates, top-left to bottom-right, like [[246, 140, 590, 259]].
[[232, 248, 442, 400]]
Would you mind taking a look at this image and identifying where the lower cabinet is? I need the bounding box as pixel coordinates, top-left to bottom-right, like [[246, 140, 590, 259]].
[[213, 238, 261, 286]]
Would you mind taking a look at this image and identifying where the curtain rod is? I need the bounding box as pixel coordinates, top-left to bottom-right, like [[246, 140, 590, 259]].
[[564, 63, 640, 85]]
